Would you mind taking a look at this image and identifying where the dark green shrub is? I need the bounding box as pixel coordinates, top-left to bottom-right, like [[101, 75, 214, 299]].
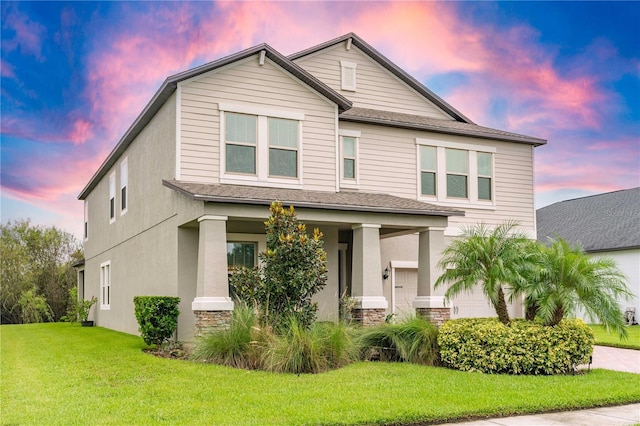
[[193, 303, 264, 369], [438, 318, 594, 375], [360, 316, 440, 365], [133, 296, 180, 346]]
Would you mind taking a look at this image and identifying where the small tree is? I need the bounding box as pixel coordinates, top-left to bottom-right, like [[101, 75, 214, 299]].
[[230, 202, 328, 330], [133, 296, 181, 346], [434, 221, 533, 325]]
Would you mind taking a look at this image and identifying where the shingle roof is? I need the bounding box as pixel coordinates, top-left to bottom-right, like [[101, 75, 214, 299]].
[[536, 187, 640, 252], [163, 180, 464, 217], [340, 107, 546, 146], [78, 44, 351, 200]]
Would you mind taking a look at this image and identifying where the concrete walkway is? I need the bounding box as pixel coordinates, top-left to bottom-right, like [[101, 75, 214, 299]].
[[436, 346, 640, 426]]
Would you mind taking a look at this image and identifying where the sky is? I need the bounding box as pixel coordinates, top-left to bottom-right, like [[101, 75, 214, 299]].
[[2, 1, 639, 239]]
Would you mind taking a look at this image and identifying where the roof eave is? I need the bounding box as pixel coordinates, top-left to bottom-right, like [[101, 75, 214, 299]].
[[339, 114, 547, 146]]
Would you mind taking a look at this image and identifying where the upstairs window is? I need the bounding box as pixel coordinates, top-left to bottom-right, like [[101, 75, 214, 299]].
[[477, 152, 493, 201], [446, 149, 468, 199], [84, 201, 88, 241], [340, 61, 357, 91], [100, 261, 111, 310], [120, 157, 128, 215], [268, 118, 298, 178], [420, 146, 437, 196], [227, 242, 257, 270], [225, 112, 257, 175], [109, 172, 116, 223]]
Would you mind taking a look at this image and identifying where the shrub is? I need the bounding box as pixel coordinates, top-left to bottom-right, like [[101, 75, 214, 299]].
[[360, 316, 440, 366], [438, 318, 594, 375], [193, 303, 264, 369], [133, 296, 180, 346]]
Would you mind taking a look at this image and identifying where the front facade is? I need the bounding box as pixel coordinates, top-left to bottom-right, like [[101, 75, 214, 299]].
[[537, 188, 640, 323], [78, 34, 545, 340]]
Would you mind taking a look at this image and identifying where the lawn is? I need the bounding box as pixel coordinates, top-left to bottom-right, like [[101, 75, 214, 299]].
[[2, 323, 640, 426], [590, 324, 640, 350]]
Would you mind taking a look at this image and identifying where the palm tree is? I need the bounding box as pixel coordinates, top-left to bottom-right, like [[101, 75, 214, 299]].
[[434, 221, 533, 325], [522, 238, 632, 337]]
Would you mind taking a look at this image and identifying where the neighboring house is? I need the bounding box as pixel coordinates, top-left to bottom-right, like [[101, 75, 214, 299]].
[[77, 33, 545, 340], [537, 188, 640, 323]]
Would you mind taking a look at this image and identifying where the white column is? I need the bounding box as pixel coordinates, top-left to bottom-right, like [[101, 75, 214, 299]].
[[192, 215, 234, 311], [413, 227, 448, 310], [351, 224, 387, 309]]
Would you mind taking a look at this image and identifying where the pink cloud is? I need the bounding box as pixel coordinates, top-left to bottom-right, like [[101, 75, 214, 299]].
[[1, 59, 15, 78], [1, 6, 46, 59]]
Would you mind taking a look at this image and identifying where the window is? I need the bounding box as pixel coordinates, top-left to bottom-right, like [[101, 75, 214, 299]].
[[84, 200, 88, 241], [109, 172, 116, 223], [225, 112, 257, 175], [268, 118, 298, 178], [227, 242, 257, 269], [420, 146, 437, 196], [100, 261, 111, 310], [219, 103, 304, 188], [120, 157, 128, 215], [477, 152, 492, 200], [340, 61, 357, 91], [416, 138, 495, 206], [446, 149, 468, 198], [342, 137, 356, 180]]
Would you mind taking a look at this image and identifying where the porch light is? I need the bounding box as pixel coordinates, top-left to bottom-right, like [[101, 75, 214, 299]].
[[383, 267, 390, 280]]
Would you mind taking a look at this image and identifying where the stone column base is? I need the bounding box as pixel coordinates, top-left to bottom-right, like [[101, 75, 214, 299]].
[[194, 310, 232, 338], [352, 308, 386, 326], [416, 307, 450, 327]]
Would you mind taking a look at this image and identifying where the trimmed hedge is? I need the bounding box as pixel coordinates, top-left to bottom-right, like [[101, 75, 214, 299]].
[[438, 318, 594, 375], [133, 296, 180, 346]]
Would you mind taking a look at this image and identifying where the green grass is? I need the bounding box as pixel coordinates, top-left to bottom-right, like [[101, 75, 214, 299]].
[[3, 323, 640, 425], [590, 324, 640, 349]]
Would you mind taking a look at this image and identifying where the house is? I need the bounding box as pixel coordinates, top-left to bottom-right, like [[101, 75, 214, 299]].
[[77, 33, 546, 340], [537, 187, 640, 322]]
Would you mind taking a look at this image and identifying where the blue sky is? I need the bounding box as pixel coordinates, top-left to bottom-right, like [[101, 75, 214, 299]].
[[2, 1, 639, 238]]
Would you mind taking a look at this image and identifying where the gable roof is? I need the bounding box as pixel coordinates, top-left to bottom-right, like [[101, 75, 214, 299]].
[[536, 187, 640, 252], [289, 32, 473, 124], [341, 107, 546, 146], [78, 44, 351, 200], [163, 180, 464, 217]]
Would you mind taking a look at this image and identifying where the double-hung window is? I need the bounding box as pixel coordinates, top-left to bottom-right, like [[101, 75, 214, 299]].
[[120, 157, 128, 215], [108, 172, 116, 223], [84, 200, 89, 241], [227, 242, 257, 270], [220, 104, 304, 188], [417, 138, 495, 206], [100, 261, 111, 310], [338, 129, 360, 188]]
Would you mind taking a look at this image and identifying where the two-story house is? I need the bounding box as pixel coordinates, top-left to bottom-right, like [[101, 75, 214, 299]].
[[77, 33, 546, 340]]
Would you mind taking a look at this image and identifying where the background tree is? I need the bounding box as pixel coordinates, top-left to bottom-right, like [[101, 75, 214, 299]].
[[434, 221, 533, 325], [521, 238, 632, 336], [0, 220, 82, 323]]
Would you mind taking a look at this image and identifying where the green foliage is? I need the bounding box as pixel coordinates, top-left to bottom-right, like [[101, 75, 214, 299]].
[[65, 287, 97, 322], [519, 238, 632, 337], [230, 201, 328, 330], [133, 296, 180, 346], [359, 316, 440, 365], [18, 289, 53, 324], [0, 219, 82, 323], [438, 318, 594, 375], [193, 303, 264, 369], [435, 221, 533, 325]]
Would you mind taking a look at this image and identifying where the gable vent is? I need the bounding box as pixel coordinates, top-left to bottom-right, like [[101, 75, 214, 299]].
[[340, 60, 357, 91]]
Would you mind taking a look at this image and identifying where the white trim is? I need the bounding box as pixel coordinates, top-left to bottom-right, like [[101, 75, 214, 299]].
[[353, 296, 388, 310], [120, 157, 128, 216], [415, 137, 497, 153], [334, 105, 340, 192], [218, 102, 305, 121], [175, 83, 182, 180], [83, 200, 88, 242], [340, 60, 357, 91], [258, 50, 266, 66], [219, 176, 303, 190], [345, 38, 352, 51], [227, 233, 267, 267], [390, 260, 418, 269], [338, 129, 361, 138], [198, 215, 228, 222], [108, 172, 116, 224], [339, 134, 360, 189], [100, 260, 111, 310], [413, 296, 449, 309], [352, 223, 381, 230], [191, 297, 234, 311]]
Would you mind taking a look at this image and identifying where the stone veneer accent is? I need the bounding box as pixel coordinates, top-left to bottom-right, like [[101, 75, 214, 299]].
[[352, 308, 386, 326], [194, 310, 232, 337], [416, 307, 450, 327]]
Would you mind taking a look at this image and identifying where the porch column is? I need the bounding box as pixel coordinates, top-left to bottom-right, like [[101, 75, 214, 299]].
[[351, 224, 387, 325], [413, 227, 450, 326], [192, 215, 234, 337]]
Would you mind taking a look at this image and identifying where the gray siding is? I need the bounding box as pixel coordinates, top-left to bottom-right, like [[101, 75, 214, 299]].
[[179, 56, 337, 191], [294, 43, 452, 119]]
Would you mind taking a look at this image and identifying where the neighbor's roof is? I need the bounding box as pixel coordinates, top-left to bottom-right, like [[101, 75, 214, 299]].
[[536, 187, 640, 252], [289, 32, 474, 124], [78, 44, 352, 200], [340, 107, 546, 146], [163, 180, 464, 217]]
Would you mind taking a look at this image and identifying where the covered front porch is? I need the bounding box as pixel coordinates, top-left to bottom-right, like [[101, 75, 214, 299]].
[[165, 180, 463, 339]]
